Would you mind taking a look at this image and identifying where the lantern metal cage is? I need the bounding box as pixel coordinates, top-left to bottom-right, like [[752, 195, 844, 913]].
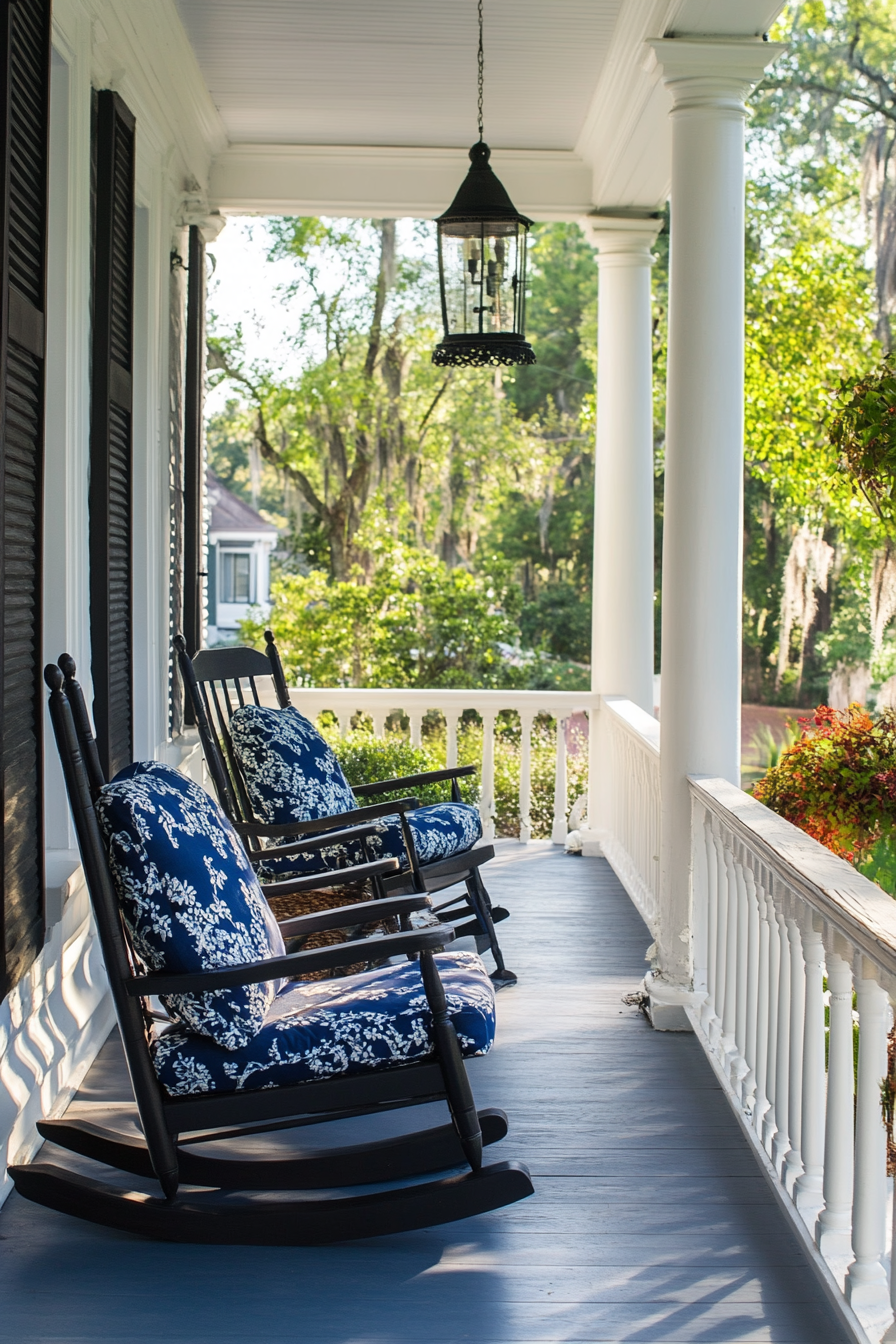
[[433, 141, 535, 368]]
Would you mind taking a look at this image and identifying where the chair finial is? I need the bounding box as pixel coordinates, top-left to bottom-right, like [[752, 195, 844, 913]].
[[264, 630, 275, 645], [44, 664, 64, 691], [173, 633, 186, 653], [57, 653, 76, 679]]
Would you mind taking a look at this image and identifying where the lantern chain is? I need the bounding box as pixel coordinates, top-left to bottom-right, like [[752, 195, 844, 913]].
[[477, 0, 484, 142]]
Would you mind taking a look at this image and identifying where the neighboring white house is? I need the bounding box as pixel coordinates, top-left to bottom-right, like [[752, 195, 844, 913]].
[[206, 470, 278, 644]]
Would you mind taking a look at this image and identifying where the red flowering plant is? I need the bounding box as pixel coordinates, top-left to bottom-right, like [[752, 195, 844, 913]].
[[752, 705, 896, 885]]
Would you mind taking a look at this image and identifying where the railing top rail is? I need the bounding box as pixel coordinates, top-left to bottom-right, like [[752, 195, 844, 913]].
[[691, 774, 896, 982], [601, 695, 660, 755], [287, 688, 596, 713]]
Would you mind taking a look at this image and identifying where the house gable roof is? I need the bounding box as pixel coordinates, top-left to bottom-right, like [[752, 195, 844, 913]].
[[207, 470, 278, 537]]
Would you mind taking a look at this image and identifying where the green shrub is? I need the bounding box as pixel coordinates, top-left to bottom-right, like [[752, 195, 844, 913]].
[[319, 713, 588, 841], [321, 727, 477, 807]]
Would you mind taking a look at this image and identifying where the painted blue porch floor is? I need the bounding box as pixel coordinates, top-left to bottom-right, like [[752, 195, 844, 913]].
[[0, 843, 850, 1344]]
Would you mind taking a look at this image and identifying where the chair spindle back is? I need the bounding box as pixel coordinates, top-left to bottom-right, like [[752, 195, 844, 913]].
[[174, 632, 288, 829]]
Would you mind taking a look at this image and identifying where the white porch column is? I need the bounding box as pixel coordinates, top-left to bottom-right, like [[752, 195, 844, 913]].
[[580, 216, 660, 851], [646, 39, 783, 1028]]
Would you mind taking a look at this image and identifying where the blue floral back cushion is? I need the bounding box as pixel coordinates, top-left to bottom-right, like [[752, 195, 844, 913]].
[[230, 705, 356, 824], [96, 762, 285, 1051], [152, 950, 495, 1097]]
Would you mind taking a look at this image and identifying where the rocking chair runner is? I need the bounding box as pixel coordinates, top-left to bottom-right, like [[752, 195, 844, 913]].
[[7, 664, 533, 1244], [174, 631, 516, 987]]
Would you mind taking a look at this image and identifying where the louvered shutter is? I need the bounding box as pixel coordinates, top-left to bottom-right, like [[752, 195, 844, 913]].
[[89, 90, 134, 781], [0, 0, 50, 996], [182, 223, 205, 661]]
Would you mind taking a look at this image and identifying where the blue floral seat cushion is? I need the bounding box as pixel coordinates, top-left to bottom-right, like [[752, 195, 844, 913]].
[[229, 704, 357, 824], [257, 801, 483, 881], [228, 702, 482, 879], [151, 950, 495, 1097], [96, 762, 285, 1051]]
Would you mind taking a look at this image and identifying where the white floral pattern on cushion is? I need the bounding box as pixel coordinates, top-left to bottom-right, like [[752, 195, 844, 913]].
[[230, 705, 357, 824], [151, 950, 495, 1097], [96, 762, 286, 1051]]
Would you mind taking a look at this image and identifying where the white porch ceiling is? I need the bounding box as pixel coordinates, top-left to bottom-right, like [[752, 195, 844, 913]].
[[174, 0, 622, 151], [171, 0, 787, 219]]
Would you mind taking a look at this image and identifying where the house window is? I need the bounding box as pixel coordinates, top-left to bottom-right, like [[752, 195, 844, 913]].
[[220, 549, 254, 604]]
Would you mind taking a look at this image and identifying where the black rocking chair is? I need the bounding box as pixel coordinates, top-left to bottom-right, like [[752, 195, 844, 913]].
[[174, 631, 517, 987], [7, 663, 533, 1244]]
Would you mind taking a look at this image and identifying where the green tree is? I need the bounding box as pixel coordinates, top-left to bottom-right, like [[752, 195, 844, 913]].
[[242, 535, 524, 690]]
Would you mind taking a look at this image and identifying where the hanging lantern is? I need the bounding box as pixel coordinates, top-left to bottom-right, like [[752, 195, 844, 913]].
[[432, 4, 535, 368]]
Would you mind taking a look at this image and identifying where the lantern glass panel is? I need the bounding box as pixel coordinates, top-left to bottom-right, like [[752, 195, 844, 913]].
[[439, 219, 525, 339]]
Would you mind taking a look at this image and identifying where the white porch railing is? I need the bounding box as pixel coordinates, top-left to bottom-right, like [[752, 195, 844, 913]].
[[599, 695, 661, 933], [590, 698, 896, 1343], [283, 688, 595, 843], [691, 777, 896, 1344]]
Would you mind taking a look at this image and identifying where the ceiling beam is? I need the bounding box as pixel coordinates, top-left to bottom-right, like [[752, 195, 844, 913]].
[[208, 144, 595, 221]]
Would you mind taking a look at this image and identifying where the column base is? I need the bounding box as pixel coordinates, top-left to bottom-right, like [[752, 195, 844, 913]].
[[815, 1212, 851, 1258], [643, 972, 697, 1032], [577, 824, 606, 858], [793, 1170, 822, 1214], [845, 1263, 891, 1319], [782, 1151, 803, 1196]]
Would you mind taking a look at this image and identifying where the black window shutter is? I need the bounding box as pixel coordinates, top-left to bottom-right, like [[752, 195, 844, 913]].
[[0, 0, 50, 996], [89, 90, 135, 781], [182, 223, 205, 661]]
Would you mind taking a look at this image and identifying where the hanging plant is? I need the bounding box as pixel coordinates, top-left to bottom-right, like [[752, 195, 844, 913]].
[[829, 352, 896, 529]]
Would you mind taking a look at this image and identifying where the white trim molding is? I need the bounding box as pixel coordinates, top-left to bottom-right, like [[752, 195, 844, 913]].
[[0, 874, 114, 1209], [209, 144, 595, 221]]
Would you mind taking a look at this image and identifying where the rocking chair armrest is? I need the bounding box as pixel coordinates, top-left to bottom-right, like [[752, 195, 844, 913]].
[[233, 797, 420, 842], [250, 820, 386, 862], [126, 924, 455, 997], [274, 892, 432, 938], [259, 857, 400, 898], [352, 766, 477, 797]]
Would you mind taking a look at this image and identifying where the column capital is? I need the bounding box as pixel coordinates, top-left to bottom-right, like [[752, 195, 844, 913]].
[[579, 214, 662, 262], [646, 38, 786, 115], [177, 192, 226, 242]]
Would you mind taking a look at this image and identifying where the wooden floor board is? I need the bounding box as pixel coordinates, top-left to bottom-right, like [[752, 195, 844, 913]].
[[0, 843, 853, 1343]]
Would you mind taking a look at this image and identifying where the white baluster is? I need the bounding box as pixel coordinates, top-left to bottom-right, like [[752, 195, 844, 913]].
[[762, 887, 781, 1155], [690, 802, 709, 1015], [337, 711, 351, 738], [731, 848, 749, 1095], [816, 952, 854, 1258], [783, 913, 806, 1193], [845, 973, 891, 1317], [446, 712, 459, 768], [480, 711, 497, 842], [700, 813, 718, 1037], [551, 716, 568, 845], [711, 826, 729, 1055], [518, 712, 534, 843], [772, 898, 792, 1174], [372, 710, 386, 738], [742, 860, 760, 1114], [752, 867, 771, 1136], [794, 921, 825, 1220], [408, 711, 423, 749], [720, 841, 739, 1071]]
